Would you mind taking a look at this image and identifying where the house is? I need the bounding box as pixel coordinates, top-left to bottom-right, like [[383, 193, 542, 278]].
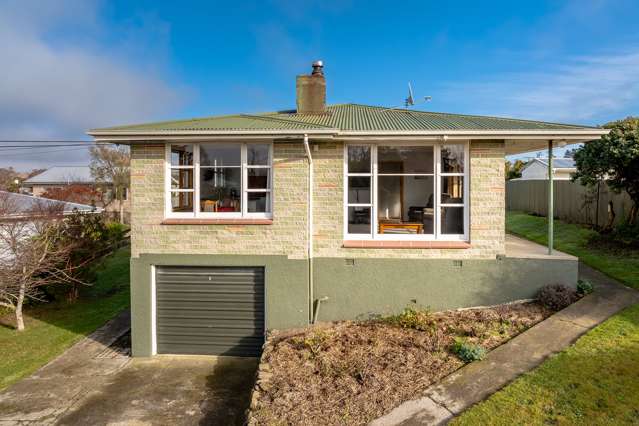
[[0, 191, 101, 262], [22, 166, 96, 196], [22, 166, 129, 221], [88, 61, 607, 357], [0, 190, 101, 220], [518, 158, 576, 180]]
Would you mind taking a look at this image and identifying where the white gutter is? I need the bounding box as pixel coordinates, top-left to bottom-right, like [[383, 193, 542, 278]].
[[303, 134, 314, 324]]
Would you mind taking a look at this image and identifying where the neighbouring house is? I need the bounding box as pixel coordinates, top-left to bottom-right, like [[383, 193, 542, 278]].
[[0, 190, 101, 265], [88, 61, 607, 357], [517, 158, 576, 180], [22, 166, 129, 221]]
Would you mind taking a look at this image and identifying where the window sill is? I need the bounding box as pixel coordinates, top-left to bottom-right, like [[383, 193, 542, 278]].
[[342, 240, 471, 249], [161, 218, 273, 225]]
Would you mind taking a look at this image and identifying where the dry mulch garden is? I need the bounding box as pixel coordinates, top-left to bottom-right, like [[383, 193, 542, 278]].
[[249, 302, 554, 425]]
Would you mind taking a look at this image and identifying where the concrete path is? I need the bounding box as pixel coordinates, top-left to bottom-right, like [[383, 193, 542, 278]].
[[371, 263, 639, 426], [0, 310, 258, 426]]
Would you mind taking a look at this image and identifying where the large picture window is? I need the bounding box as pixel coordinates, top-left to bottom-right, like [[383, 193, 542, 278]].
[[345, 143, 468, 240], [166, 143, 272, 218]]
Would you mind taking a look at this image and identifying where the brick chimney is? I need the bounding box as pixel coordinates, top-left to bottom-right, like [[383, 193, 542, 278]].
[[296, 60, 326, 114]]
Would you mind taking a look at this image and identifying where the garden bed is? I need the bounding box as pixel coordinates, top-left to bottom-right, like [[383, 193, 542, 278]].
[[248, 302, 554, 425]]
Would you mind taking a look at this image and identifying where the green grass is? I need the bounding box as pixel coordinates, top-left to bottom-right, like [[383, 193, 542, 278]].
[[507, 211, 639, 289], [453, 303, 639, 425], [453, 212, 639, 425], [0, 246, 130, 390]]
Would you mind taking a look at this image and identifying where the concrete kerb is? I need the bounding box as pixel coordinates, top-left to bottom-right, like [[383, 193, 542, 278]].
[[371, 263, 639, 425]]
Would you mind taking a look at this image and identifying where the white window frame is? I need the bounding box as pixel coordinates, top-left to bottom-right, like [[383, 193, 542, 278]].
[[165, 142, 273, 219], [343, 141, 469, 241]]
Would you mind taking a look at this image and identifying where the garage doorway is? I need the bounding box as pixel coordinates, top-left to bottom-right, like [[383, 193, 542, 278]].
[[155, 266, 265, 357]]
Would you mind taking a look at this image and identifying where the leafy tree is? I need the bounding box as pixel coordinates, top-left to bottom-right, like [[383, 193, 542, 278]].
[[42, 184, 103, 207], [0, 194, 84, 331], [505, 159, 526, 180], [89, 145, 130, 223], [564, 148, 578, 158], [572, 117, 639, 225]]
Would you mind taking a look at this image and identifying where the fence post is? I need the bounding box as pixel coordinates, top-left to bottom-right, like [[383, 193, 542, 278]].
[[548, 141, 554, 255]]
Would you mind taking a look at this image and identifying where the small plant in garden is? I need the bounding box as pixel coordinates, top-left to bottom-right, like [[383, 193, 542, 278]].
[[291, 329, 333, 357], [577, 279, 594, 296], [537, 284, 579, 310], [451, 338, 486, 362], [382, 307, 434, 331]]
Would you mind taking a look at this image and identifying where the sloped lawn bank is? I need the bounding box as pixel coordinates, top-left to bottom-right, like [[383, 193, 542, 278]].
[[248, 302, 554, 425]]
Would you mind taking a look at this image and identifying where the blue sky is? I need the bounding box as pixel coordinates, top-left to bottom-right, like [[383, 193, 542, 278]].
[[1, 0, 639, 169]]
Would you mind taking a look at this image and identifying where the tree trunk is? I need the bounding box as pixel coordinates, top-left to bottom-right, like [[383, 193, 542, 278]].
[[604, 200, 616, 232], [16, 279, 25, 331], [629, 203, 638, 226], [118, 187, 125, 224]]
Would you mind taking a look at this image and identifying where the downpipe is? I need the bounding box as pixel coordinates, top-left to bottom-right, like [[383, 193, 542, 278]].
[[303, 134, 314, 324]]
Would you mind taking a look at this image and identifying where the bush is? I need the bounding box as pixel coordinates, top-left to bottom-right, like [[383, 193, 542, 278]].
[[537, 284, 579, 311], [382, 307, 434, 331], [577, 279, 594, 296], [451, 338, 486, 362]]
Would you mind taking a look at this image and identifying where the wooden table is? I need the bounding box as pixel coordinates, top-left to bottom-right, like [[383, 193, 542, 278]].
[[378, 222, 424, 234]]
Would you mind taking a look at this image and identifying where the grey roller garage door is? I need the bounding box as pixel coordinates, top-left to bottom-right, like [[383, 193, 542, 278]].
[[156, 266, 264, 357]]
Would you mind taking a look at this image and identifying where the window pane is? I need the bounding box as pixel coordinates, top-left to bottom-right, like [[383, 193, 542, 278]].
[[348, 207, 370, 234], [248, 168, 270, 189], [170, 169, 193, 190], [347, 146, 371, 173], [170, 145, 193, 166], [442, 145, 464, 173], [200, 143, 241, 167], [442, 207, 464, 234], [348, 176, 370, 204], [247, 192, 271, 213], [441, 176, 464, 203], [171, 191, 193, 212], [377, 176, 434, 234], [247, 144, 270, 165], [199, 168, 241, 212], [378, 146, 433, 174]]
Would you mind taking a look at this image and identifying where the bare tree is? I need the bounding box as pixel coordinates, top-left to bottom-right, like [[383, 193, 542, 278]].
[[0, 194, 86, 331], [90, 145, 130, 223]]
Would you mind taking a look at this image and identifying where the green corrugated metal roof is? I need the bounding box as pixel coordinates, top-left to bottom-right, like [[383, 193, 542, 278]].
[[90, 103, 599, 133]]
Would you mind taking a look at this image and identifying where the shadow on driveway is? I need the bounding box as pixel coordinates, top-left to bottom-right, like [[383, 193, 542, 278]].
[[0, 311, 258, 426], [57, 356, 258, 426]]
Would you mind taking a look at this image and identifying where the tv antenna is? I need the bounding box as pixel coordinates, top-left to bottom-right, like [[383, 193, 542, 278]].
[[382, 82, 432, 112]]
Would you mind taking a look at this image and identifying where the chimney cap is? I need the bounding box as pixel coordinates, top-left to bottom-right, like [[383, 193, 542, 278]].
[[311, 60, 324, 75]]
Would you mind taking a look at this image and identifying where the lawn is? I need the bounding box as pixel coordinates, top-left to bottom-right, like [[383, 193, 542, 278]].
[[453, 303, 639, 425], [507, 211, 639, 289], [453, 212, 639, 425], [0, 246, 130, 390]]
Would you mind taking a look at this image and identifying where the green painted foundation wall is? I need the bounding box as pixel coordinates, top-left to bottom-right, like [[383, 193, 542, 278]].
[[129, 253, 577, 356], [312, 257, 578, 323]]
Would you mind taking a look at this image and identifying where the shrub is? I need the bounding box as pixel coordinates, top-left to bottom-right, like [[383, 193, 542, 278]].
[[451, 338, 486, 362], [576, 279, 594, 296], [382, 307, 434, 331], [537, 284, 579, 311], [291, 329, 333, 357]]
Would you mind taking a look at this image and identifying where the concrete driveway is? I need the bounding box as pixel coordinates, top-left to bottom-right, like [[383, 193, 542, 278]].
[[0, 312, 259, 426]]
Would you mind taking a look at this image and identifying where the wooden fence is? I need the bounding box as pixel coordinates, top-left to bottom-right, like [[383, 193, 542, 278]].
[[506, 180, 633, 227]]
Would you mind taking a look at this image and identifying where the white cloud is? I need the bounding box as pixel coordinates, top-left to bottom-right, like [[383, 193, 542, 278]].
[[0, 0, 184, 170], [439, 49, 639, 124]]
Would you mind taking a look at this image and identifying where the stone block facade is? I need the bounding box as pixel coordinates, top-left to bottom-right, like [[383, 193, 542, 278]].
[[130, 140, 505, 260]]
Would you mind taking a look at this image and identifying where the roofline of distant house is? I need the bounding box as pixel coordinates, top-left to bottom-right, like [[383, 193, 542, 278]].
[[88, 128, 609, 142], [520, 158, 577, 172], [22, 180, 97, 185]]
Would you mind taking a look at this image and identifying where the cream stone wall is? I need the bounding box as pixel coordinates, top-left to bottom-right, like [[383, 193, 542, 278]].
[[130, 140, 505, 260], [312, 140, 505, 259], [130, 143, 308, 258]]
